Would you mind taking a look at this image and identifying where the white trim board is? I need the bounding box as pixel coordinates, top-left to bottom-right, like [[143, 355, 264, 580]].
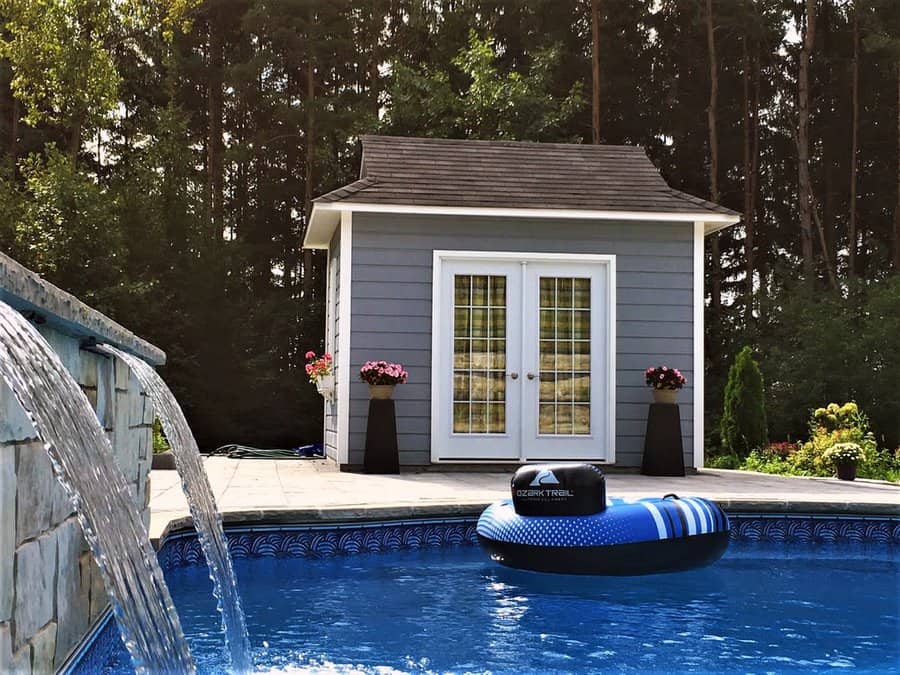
[[430, 250, 616, 464], [337, 211, 353, 466], [305, 202, 741, 248], [322, 237, 333, 460], [692, 221, 705, 469]]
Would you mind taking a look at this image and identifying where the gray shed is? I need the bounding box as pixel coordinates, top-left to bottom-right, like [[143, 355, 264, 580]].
[[304, 135, 740, 471]]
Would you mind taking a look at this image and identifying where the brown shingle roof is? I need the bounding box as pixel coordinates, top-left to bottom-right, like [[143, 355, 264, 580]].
[[315, 135, 739, 217]]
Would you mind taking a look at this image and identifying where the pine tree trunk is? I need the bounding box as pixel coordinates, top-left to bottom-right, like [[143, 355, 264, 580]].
[[0, 71, 13, 161], [283, 72, 297, 293], [750, 55, 761, 318], [848, 6, 859, 279], [894, 61, 900, 270], [302, 35, 315, 299], [9, 98, 17, 162], [742, 36, 757, 321], [369, 2, 383, 117], [798, 0, 816, 279], [207, 3, 225, 243], [590, 0, 601, 144], [68, 116, 82, 158], [705, 0, 721, 310]]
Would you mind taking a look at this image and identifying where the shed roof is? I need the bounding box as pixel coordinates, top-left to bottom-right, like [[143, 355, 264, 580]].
[[305, 135, 740, 247]]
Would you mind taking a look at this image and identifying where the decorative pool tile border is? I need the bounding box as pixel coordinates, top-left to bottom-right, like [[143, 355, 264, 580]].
[[727, 513, 900, 544], [158, 518, 480, 569]]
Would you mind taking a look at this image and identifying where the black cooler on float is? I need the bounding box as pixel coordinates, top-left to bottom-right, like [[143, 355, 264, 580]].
[[511, 464, 606, 516], [477, 463, 730, 575]]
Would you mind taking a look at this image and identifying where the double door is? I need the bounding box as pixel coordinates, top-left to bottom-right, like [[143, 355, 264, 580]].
[[433, 254, 612, 462]]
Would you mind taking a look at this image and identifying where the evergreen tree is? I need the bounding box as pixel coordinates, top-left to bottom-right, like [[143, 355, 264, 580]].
[[721, 346, 768, 457]]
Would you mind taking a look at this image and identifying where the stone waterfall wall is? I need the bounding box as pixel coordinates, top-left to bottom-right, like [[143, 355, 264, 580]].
[[0, 253, 165, 674], [0, 327, 156, 673]]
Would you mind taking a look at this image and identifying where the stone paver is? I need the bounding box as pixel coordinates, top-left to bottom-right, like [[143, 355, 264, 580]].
[[149, 458, 900, 540]]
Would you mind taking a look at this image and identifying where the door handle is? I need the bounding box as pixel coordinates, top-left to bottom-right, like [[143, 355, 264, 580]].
[[526, 372, 538, 380], [508, 372, 519, 380]]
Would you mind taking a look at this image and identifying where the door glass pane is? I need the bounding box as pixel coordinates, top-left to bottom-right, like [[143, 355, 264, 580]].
[[453, 274, 507, 434], [537, 276, 591, 436]]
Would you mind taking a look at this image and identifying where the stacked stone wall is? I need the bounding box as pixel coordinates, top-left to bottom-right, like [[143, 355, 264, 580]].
[[0, 325, 154, 673]]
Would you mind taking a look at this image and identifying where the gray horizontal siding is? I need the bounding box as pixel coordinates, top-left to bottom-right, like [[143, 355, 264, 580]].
[[349, 212, 695, 467]]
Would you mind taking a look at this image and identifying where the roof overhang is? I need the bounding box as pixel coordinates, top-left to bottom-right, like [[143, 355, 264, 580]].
[[304, 201, 741, 249]]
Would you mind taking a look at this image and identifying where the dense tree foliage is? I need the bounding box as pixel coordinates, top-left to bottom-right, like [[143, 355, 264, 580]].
[[0, 0, 897, 451]]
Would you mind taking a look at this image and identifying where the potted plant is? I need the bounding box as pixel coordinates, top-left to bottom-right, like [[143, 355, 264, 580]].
[[360, 360, 408, 399], [150, 419, 177, 470], [644, 365, 687, 404], [305, 351, 334, 400], [824, 442, 863, 481]]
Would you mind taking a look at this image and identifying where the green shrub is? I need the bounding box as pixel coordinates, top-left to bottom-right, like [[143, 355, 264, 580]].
[[793, 402, 879, 476], [865, 448, 900, 483], [720, 346, 768, 457], [743, 448, 799, 476], [741, 402, 900, 481], [152, 419, 170, 454], [706, 453, 741, 470], [737, 402, 900, 482]]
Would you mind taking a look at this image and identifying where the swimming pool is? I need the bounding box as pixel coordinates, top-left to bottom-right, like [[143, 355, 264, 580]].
[[71, 515, 900, 674]]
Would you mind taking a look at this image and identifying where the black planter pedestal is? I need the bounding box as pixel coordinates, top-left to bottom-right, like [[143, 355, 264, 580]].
[[364, 399, 400, 474], [641, 403, 686, 477]]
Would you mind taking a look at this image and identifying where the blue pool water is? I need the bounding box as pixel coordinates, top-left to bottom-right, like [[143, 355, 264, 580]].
[[94, 541, 898, 673]]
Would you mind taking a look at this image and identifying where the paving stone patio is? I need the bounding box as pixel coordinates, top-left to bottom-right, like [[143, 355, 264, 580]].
[[148, 457, 899, 541]]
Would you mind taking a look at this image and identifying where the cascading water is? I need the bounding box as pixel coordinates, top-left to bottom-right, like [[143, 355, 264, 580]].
[[99, 345, 252, 673], [0, 301, 195, 674]]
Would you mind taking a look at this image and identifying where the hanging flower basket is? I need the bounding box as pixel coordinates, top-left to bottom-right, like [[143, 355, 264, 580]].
[[305, 351, 334, 400], [316, 375, 335, 398]]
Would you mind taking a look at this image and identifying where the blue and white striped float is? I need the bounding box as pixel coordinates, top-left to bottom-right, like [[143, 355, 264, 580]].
[[477, 465, 730, 575]]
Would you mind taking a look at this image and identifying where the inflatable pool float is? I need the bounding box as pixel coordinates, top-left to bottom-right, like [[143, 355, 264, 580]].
[[477, 464, 729, 575]]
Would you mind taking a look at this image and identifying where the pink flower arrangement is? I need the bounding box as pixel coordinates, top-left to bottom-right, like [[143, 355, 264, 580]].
[[359, 360, 409, 386], [645, 365, 687, 390], [305, 350, 333, 383]]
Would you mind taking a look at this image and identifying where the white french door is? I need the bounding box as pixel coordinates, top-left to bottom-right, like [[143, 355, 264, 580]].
[[432, 252, 614, 462]]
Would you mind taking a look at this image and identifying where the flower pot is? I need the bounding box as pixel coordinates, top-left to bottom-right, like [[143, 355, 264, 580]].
[[835, 462, 857, 481], [316, 375, 335, 399], [652, 389, 678, 405], [368, 384, 395, 400], [151, 450, 177, 470]]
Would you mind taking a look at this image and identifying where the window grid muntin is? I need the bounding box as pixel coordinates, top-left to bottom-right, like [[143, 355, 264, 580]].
[[538, 276, 590, 436], [453, 275, 506, 434]]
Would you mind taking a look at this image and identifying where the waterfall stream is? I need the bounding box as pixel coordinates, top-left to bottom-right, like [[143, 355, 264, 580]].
[[0, 302, 195, 674], [100, 345, 252, 672]]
